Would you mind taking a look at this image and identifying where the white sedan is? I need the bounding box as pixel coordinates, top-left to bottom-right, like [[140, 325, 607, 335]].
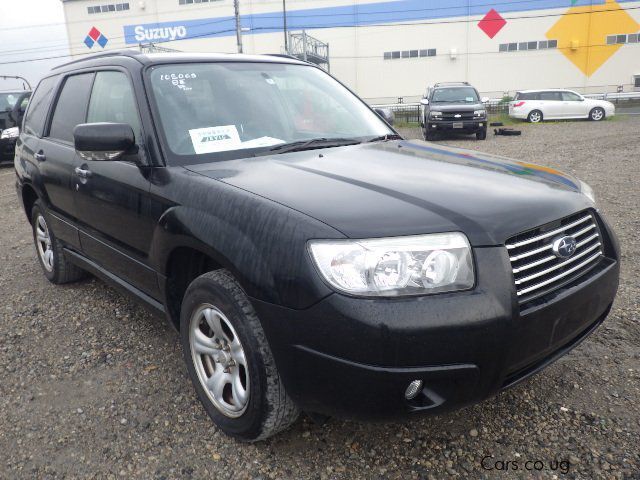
[[509, 89, 615, 122]]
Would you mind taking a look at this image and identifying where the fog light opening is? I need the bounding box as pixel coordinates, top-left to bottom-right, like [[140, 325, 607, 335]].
[[405, 380, 423, 400]]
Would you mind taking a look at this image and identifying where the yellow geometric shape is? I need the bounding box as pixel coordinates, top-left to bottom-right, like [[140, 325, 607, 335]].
[[546, 0, 639, 76]]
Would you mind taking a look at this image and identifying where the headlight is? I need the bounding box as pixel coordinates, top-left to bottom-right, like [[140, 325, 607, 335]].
[[430, 111, 443, 119], [473, 109, 486, 117], [0, 127, 19, 139], [579, 180, 596, 204], [308, 233, 474, 297]]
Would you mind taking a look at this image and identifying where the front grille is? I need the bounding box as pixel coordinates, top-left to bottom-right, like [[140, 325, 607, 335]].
[[441, 111, 474, 120], [506, 211, 604, 305]]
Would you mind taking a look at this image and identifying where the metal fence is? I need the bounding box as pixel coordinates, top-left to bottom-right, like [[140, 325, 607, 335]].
[[372, 91, 640, 124]]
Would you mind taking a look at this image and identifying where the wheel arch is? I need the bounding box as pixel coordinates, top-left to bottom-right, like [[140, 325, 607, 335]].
[[150, 206, 270, 329], [21, 182, 39, 223]]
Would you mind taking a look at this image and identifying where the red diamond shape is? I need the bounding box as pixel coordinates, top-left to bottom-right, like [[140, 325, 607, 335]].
[[88, 27, 101, 41], [478, 9, 506, 39]]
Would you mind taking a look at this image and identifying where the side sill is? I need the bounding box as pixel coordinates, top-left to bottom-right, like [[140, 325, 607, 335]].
[[64, 248, 166, 318]]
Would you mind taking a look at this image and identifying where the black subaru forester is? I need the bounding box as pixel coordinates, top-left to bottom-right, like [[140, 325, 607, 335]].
[[15, 50, 619, 441]]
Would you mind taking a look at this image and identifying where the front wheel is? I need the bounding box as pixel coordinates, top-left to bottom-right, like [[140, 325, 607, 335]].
[[476, 129, 487, 140], [527, 110, 543, 123], [589, 107, 605, 121], [423, 125, 436, 141], [180, 270, 299, 441]]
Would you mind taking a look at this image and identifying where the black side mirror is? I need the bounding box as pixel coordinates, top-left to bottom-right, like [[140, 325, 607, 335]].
[[73, 123, 135, 161], [374, 107, 395, 126]]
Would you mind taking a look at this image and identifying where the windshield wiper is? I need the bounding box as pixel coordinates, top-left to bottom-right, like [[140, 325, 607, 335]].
[[259, 137, 362, 156], [367, 133, 403, 142]]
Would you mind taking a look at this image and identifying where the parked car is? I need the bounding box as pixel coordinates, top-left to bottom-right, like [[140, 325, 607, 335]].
[[15, 51, 619, 441], [509, 89, 615, 122], [420, 82, 489, 140], [0, 90, 31, 163]]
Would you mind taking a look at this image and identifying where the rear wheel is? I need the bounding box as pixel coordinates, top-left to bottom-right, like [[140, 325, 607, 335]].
[[589, 107, 605, 121], [527, 110, 543, 123], [180, 270, 299, 441], [31, 200, 85, 284]]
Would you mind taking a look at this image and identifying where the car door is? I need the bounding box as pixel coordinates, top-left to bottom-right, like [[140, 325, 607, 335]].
[[72, 69, 160, 298], [561, 91, 587, 118], [37, 73, 95, 249], [538, 91, 563, 119]]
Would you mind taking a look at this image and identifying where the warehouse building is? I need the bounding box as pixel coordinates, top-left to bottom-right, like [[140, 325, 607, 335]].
[[61, 0, 640, 103]]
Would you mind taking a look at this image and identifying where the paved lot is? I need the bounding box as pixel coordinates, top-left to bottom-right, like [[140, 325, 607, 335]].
[[1, 117, 639, 479]]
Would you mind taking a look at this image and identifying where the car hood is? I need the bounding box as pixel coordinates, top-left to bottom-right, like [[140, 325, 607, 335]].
[[186, 140, 592, 246], [589, 98, 614, 108]]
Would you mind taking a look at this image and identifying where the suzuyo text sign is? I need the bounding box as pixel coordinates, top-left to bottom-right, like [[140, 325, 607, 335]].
[[123, 18, 236, 44]]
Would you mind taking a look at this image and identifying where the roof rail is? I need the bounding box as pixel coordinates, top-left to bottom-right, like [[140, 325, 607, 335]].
[[52, 49, 143, 70], [433, 81, 470, 87], [265, 54, 302, 61]]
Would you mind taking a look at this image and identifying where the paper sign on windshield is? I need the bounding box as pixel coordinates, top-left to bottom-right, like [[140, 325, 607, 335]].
[[189, 125, 241, 154]]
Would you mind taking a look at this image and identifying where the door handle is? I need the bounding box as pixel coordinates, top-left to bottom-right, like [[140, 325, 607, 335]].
[[34, 152, 46, 162], [74, 167, 92, 179]]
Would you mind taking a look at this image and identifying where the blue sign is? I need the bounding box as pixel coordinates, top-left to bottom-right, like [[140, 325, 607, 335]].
[[123, 0, 626, 46]]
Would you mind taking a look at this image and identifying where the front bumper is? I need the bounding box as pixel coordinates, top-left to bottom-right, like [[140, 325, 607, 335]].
[[253, 221, 619, 420], [427, 119, 486, 133]]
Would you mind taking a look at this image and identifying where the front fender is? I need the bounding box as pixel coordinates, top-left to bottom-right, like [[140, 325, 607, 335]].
[[149, 205, 270, 298], [148, 184, 342, 309]]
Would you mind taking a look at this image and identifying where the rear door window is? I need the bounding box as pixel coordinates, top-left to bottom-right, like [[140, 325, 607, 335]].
[[23, 76, 58, 137], [539, 91, 562, 101], [48, 73, 94, 143], [87, 71, 142, 143]]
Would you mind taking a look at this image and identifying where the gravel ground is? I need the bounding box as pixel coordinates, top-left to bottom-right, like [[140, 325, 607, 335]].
[[1, 117, 639, 479]]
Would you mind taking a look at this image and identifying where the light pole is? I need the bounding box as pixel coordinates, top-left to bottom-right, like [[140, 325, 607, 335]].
[[234, 0, 243, 53], [282, 0, 288, 53]]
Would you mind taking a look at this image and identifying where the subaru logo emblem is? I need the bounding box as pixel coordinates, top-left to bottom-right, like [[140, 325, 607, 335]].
[[552, 236, 577, 259]]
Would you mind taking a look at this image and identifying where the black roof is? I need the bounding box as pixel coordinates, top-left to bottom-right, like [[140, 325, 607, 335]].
[[51, 49, 306, 73]]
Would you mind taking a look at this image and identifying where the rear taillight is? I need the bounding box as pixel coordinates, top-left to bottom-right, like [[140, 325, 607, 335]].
[[513, 101, 526, 107]]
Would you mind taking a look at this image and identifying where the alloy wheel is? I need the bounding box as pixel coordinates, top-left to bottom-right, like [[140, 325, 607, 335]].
[[591, 108, 604, 121], [529, 111, 542, 123], [35, 214, 54, 272], [189, 304, 250, 418]]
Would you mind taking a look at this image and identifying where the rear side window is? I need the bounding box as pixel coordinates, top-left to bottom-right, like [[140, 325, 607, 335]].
[[87, 71, 142, 143], [48, 73, 94, 143], [23, 76, 58, 137], [515, 92, 539, 100]]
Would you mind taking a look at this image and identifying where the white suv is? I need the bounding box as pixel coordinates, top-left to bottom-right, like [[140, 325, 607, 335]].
[[509, 89, 615, 123]]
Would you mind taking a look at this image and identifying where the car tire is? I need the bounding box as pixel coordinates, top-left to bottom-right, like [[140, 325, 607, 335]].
[[476, 129, 487, 140], [527, 110, 543, 123], [423, 126, 435, 141], [589, 107, 605, 121], [180, 270, 300, 442], [31, 200, 85, 284]]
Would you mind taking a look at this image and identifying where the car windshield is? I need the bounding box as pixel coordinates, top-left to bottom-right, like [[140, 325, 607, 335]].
[[148, 62, 393, 162], [0, 92, 23, 111], [431, 87, 479, 104]]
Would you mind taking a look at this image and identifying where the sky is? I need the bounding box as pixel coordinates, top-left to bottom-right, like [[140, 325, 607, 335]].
[[0, 0, 70, 90]]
